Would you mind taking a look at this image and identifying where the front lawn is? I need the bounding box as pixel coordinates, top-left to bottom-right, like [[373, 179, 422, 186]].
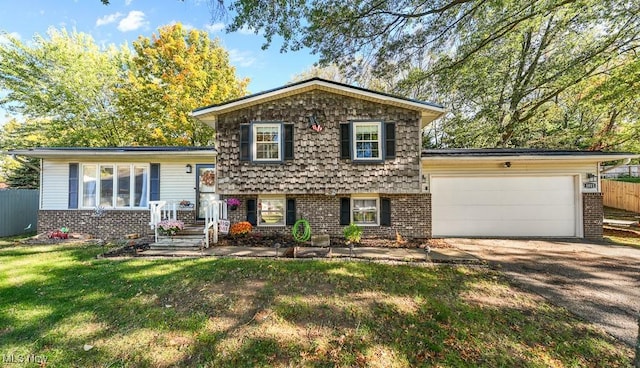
[[0, 243, 633, 367]]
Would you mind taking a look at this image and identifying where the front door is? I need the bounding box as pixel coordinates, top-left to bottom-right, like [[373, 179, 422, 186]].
[[196, 164, 216, 221]]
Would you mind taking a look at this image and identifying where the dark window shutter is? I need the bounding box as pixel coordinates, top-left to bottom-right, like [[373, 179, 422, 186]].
[[385, 123, 396, 159], [284, 124, 294, 160], [68, 163, 79, 209], [286, 198, 296, 225], [239, 125, 250, 161], [150, 163, 160, 201], [246, 199, 257, 226], [381, 198, 391, 226], [340, 123, 351, 159], [340, 197, 351, 225]]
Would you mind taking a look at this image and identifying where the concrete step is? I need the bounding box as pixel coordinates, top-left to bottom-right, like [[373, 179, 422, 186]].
[[151, 237, 203, 249]]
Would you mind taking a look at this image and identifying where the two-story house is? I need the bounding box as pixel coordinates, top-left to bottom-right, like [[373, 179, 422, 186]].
[[6, 78, 634, 241]]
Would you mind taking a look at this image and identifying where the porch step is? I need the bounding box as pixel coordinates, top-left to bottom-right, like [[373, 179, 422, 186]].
[[151, 238, 203, 249], [181, 224, 206, 236]]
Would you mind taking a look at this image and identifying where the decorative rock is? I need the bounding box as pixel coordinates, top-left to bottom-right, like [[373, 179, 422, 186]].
[[311, 235, 330, 247]]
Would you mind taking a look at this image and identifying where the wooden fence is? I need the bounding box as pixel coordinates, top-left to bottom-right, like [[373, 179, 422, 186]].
[[602, 180, 640, 213], [0, 189, 38, 237]]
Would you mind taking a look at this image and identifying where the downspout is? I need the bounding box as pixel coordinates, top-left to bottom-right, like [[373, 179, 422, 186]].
[[10, 154, 41, 172], [600, 158, 631, 174]]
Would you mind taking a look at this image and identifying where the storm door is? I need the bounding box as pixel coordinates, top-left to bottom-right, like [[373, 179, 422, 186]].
[[195, 164, 216, 221]]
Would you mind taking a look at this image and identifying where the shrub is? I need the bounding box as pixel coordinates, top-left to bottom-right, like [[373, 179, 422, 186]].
[[230, 221, 253, 236], [343, 223, 363, 244]]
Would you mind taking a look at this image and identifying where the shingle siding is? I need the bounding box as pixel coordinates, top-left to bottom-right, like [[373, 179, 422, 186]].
[[216, 90, 422, 195]]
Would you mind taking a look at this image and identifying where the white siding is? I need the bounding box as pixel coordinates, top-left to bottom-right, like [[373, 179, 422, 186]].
[[41, 160, 70, 210], [159, 163, 198, 203], [40, 159, 211, 210]]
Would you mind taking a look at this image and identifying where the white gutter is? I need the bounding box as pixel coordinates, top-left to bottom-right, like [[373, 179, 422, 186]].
[[10, 154, 41, 172], [600, 157, 632, 174]]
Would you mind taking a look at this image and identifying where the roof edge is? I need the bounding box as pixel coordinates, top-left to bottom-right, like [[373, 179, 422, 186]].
[[192, 77, 445, 117]]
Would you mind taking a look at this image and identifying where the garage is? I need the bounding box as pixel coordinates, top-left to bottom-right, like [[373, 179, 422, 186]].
[[431, 176, 578, 237]]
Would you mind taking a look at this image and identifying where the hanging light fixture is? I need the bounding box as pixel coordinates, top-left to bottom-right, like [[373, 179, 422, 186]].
[[185, 164, 192, 174]]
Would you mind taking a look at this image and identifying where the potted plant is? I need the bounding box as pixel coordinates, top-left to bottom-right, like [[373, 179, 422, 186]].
[[226, 197, 241, 210], [157, 219, 185, 236]]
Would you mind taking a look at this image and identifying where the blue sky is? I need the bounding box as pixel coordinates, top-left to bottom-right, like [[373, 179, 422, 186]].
[[0, 0, 318, 124]]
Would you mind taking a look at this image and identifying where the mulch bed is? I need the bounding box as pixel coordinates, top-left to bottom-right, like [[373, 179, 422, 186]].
[[216, 234, 453, 249], [101, 242, 151, 257], [603, 226, 640, 239]]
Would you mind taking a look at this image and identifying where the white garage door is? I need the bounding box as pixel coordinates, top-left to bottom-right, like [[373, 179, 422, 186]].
[[432, 176, 577, 237]]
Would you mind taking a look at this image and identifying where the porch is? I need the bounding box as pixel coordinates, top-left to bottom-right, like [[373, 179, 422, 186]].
[[149, 199, 227, 250]]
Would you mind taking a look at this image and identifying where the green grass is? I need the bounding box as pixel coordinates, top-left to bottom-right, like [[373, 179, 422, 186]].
[[604, 233, 640, 250], [0, 243, 633, 367], [611, 177, 640, 183]]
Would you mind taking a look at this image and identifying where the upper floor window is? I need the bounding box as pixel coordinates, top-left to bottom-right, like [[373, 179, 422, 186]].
[[353, 122, 382, 160], [240, 122, 294, 163], [341, 121, 395, 162], [253, 124, 282, 161]]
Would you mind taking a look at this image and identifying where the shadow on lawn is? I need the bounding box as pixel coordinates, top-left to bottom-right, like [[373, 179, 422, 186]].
[[0, 244, 633, 367]]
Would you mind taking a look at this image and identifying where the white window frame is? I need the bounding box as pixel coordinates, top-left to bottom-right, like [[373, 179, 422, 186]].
[[258, 195, 286, 227], [351, 195, 380, 226], [352, 121, 383, 161], [252, 123, 282, 162], [80, 163, 149, 209]]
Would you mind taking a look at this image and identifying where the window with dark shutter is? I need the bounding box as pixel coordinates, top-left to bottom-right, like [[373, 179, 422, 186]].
[[284, 124, 294, 160], [246, 199, 257, 226], [239, 125, 250, 161], [385, 123, 396, 159], [286, 198, 296, 225], [150, 163, 160, 201], [340, 197, 351, 225], [340, 123, 351, 159], [380, 198, 391, 226], [68, 163, 79, 209]]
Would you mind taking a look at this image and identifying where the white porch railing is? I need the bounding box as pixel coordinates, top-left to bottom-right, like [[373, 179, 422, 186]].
[[203, 199, 227, 247], [149, 199, 227, 246], [149, 200, 178, 242]]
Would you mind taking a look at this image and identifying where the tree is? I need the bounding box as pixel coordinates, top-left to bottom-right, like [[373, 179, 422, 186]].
[[0, 119, 44, 188], [210, 0, 640, 150], [0, 28, 135, 147], [118, 23, 249, 146]]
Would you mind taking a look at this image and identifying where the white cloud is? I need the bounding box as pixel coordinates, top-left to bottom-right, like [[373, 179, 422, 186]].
[[0, 32, 21, 45], [125, 0, 133, 5], [117, 10, 147, 32], [205, 22, 225, 33], [228, 49, 257, 68], [96, 12, 123, 27]]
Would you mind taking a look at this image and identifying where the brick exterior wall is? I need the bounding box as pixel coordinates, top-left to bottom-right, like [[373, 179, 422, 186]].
[[38, 209, 196, 240], [583, 192, 603, 240], [224, 194, 432, 239], [216, 90, 423, 195]]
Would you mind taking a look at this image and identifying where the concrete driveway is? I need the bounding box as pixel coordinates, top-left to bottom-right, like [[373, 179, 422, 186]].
[[448, 238, 640, 346]]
